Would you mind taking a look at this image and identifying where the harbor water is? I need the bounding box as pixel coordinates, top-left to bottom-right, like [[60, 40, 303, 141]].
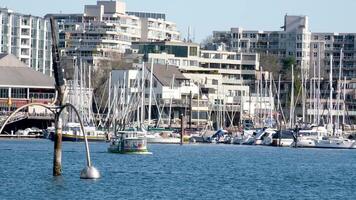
[[1, 139, 356, 199]]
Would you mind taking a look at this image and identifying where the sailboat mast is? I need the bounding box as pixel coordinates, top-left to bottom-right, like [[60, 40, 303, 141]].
[[141, 62, 145, 128], [343, 76, 346, 126], [148, 62, 154, 126], [290, 65, 294, 128], [329, 55, 333, 125], [269, 73, 273, 127], [168, 74, 175, 128], [336, 49, 343, 130], [301, 64, 305, 123], [317, 46, 321, 125]]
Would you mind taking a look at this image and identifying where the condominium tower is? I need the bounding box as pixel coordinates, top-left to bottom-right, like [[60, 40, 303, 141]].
[[0, 8, 52, 75]]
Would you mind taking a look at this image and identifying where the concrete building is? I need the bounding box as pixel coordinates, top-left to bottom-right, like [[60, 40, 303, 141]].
[[127, 12, 180, 42], [133, 41, 260, 105], [0, 8, 52, 75], [111, 64, 204, 127], [46, 0, 141, 67], [213, 15, 311, 70], [310, 32, 356, 79], [130, 41, 264, 127], [46, 0, 180, 67]]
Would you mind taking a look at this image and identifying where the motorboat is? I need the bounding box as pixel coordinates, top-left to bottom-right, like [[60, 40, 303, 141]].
[[271, 130, 295, 147], [292, 126, 356, 149], [254, 128, 276, 145], [108, 131, 152, 154]]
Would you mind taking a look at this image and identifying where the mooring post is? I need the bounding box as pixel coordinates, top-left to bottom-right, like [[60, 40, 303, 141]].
[[189, 91, 192, 130], [180, 114, 184, 145], [53, 115, 62, 176]]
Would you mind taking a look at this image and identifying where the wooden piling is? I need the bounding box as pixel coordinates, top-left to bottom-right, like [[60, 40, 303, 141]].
[[53, 116, 62, 176], [180, 114, 184, 145]]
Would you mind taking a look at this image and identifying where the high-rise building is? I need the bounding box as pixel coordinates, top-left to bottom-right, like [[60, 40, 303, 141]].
[[46, 0, 141, 67], [0, 8, 52, 75], [213, 15, 311, 70], [127, 12, 180, 42], [46, 0, 180, 67], [212, 15, 356, 80]]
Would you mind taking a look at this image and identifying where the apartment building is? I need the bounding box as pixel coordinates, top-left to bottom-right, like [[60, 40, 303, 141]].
[[127, 11, 180, 42], [46, 0, 141, 67], [213, 15, 312, 70], [310, 32, 356, 79], [0, 8, 52, 75], [133, 41, 260, 106], [46, 1, 180, 67]]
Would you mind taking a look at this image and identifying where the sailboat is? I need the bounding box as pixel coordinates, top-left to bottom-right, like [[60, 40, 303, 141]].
[[293, 52, 356, 149]]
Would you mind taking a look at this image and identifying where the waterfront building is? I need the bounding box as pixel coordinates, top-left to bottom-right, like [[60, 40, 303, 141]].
[[0, 8, 52, 75], [46, 0, 180, 68], [310, 32, 356, 79], [0, 54, 56, 117], [127, 12, 180, 42], [212, 15, 356, 81], [130, 41, 264, 127], [213, 15, 311, 70], [45, 0, 141, 67], [133, 41, 259, 104], [111, 64, 202, 126]]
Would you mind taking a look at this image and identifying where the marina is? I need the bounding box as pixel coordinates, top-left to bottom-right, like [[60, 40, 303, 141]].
[[1, 139, 356, 199], [1, 0, 356, 199]]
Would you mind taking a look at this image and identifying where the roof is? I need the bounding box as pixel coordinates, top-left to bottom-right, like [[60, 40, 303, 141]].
[[0, 54, 55, 88], [147, 63, 188, 87]]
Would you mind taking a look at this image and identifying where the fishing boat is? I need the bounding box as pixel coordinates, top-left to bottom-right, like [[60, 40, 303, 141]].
[[108, 131, 152, 154]]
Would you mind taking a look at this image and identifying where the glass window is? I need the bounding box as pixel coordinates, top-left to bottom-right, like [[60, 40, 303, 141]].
[[0, 88, 9, 98]]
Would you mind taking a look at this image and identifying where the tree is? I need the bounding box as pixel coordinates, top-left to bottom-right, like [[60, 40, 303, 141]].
[[259, 54, 282, 79]]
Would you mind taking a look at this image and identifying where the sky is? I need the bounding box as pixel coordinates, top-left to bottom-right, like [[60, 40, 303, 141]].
[[2, 0, 356, 42]]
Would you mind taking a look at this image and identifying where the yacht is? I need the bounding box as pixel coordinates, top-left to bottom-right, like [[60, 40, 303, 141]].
[[292, 126, 356, 149]]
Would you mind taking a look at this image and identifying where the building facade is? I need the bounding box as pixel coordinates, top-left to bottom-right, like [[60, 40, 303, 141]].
[[46, 0, 141, 67], [133, 41, 260, 105], [213, 15, 311, 70], [0, 8, 52, 75], [46, 1, 180, 67], [127, 12, 180, 42]]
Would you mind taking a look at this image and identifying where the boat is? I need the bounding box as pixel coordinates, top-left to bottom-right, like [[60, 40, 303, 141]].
[[49, 123, 107, 142], [271, 130, 295, 147], [253, 128, 276, 145], [291, 126, 356, 149], [233, 129, 256, 145], [146, 132, 181, 144], [108, 131, 152, 154]]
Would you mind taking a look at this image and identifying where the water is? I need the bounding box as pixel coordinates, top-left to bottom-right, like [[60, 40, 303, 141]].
[[0, 140, 356, 200]]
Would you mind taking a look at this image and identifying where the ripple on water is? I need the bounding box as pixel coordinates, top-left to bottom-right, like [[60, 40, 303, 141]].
[[1, 140, 356, 200]]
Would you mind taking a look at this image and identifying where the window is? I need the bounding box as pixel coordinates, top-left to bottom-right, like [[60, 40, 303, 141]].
[[11, 88, 27, 99], [212, 79, 219, 85], [0, 88, 9, 98], [189, 47, 198, 57]]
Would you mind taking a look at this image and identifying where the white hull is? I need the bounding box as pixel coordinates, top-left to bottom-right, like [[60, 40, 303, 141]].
[[294, 137, 356, 149], [146, 136, 181, 144]]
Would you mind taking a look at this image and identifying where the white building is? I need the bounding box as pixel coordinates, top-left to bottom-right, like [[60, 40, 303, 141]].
[[46, 1, 181, 67], [46, 0, 141, 67], [133, 41, 260, 105], [213, 15, 311, 70], [0, 8, 52, 75]]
